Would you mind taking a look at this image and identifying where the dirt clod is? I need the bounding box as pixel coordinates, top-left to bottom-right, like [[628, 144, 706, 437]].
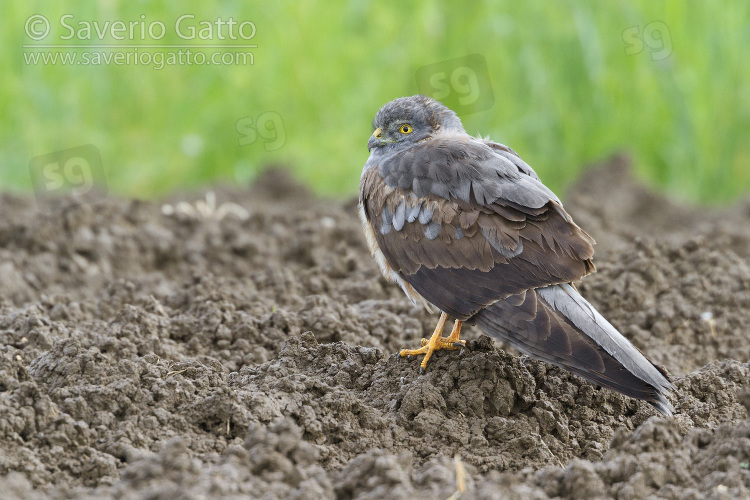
[[1, 158, 749, 498]]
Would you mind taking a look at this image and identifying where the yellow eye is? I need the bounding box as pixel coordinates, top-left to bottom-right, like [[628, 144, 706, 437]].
[[399, 124, 413, 134]]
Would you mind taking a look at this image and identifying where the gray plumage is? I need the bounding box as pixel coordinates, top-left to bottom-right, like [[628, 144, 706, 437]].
[[417, 204, 433, 224], [537, 284, 674, 414], [359, 95, 675, 415]]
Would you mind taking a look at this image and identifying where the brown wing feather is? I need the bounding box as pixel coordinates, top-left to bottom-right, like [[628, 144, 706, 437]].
[[360, 166, 595, 320]]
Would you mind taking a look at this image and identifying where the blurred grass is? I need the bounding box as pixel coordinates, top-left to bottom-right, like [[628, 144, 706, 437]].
[[2, 0, 749, 203]]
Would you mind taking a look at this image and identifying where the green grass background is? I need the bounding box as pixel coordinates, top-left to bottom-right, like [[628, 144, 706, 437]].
[[2, 0, 749, 203]]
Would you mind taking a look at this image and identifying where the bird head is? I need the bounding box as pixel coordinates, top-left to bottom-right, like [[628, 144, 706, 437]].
[[367, 95, 465, 152]]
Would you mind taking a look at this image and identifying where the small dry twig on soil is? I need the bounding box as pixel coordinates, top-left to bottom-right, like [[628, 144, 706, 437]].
[[446, 454, 467, 500]]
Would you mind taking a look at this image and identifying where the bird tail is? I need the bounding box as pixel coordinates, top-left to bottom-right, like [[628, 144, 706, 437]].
[[473, 283, 675, 415]]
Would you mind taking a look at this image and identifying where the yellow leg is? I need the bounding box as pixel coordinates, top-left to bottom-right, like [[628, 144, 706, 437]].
[[446, 319, 464, 345], [400, 313, 466, 373]]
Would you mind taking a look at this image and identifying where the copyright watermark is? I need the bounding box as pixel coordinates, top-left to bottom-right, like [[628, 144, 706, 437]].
[[23, 14, 257, 69], [25, 14, 51, 41], [23, 49, 253, 69], [29, 144, 108, 214], [622, 21, 672, 61], [416, 54, 495, 116], [236, 112, 286, 152], [24, 14, 256, 42]]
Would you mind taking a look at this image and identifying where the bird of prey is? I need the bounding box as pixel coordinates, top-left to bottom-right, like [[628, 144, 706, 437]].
[[359, 95, 674, 415]]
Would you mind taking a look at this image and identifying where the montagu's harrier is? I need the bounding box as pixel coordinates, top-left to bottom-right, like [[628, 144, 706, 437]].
[[359, 95, 674, 415]]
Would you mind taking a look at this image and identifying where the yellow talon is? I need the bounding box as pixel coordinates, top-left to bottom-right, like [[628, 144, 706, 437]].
[[400, 313, 466, 372]]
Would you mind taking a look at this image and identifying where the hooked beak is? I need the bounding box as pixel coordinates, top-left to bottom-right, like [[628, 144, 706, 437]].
[[368, 127, 387, 152]]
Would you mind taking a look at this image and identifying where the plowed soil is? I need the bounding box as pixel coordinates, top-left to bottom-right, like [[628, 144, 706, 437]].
[[1, 156, 749, 499]]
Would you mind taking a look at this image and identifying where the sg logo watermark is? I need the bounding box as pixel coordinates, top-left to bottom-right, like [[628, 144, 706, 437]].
[[415, 54, 494, 115], [28, 144, 107, 213], [236, 111, 286, 151], [622, 21, 673, 61]]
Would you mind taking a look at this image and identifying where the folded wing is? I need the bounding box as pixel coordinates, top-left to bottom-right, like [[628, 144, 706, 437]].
[[359, 136, 595, 320]]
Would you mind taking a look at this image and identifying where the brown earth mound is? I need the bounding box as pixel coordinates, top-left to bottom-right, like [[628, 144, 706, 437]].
[[1, 156, 749, 499]]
